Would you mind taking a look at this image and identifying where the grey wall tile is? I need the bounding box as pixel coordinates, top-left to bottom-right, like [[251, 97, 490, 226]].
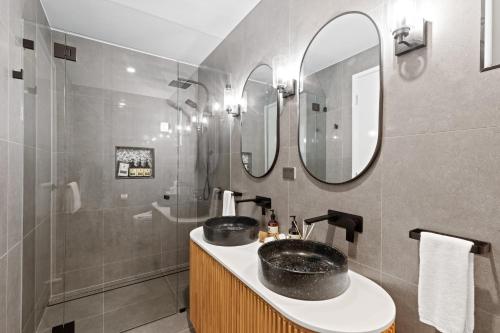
[[36, 150, 51, 225], [289, 146, 382, 270], [23, 146, 35, 236], [102, 206, 160, 266], [381, 128, 500, 299], [64, 210, 103, 272], [7, 243, 22, 333], [8, 142, 23, 248], [0, 255, 6, 333], [0, 140, 8, 256], [383, 0, 500, 137], [35, 219, 51, 324], [380, 274, 435, 333], [0, 15, 8, 141], [22, 231, 35, 332]]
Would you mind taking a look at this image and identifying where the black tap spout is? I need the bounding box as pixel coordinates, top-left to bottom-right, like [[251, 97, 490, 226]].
[[235, 196, 272, 215], [304, 210, 363, 243]]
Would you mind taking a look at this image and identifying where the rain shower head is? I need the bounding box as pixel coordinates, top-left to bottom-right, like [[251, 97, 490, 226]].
[[185, 99, 198, 109], [168, 80, 192, 89]]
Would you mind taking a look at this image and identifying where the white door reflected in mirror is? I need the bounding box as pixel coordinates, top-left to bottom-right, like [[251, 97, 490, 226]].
[[352, 66, 380, 178], [482, 0, 500, 70]]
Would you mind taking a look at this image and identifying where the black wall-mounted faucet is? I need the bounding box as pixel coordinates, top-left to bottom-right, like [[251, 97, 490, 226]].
[[235, 196, 272, 215], [304, 210, 363, 243]]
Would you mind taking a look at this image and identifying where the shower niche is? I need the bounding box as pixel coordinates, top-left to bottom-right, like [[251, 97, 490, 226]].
[[115, 146, 155, 178]]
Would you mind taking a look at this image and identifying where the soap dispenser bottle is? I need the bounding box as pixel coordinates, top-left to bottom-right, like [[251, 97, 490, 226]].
[[288, 216, 301, 239], [267, 209, 279, 237]]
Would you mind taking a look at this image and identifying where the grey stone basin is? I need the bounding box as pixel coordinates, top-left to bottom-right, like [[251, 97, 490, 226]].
[[258, 239, 349, 300], [203, 216, 259, 246]]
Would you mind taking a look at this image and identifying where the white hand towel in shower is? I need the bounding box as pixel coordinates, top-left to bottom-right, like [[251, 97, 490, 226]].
[[222, 190, 235, 216], [67, 182, 82, 214], [418, 232, 474, 333]]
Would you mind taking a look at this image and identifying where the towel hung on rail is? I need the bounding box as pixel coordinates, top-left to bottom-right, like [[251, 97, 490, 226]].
[[67, 182, 82, 214], [222, 190, 235, 216], [418, 232, 474, 333]]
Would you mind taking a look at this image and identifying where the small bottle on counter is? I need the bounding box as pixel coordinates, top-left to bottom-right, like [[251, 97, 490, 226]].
[[267, 209, 279, 237], [288, 216, 301, 239]]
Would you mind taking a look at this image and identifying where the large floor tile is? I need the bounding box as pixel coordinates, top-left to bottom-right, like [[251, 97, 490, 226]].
[[103, 294, 176, 333], [126, 312, 193, 333]]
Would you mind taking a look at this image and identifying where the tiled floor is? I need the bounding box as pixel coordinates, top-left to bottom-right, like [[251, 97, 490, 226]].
[[36, 272, 191, 333], [126, 312, 194, 333]]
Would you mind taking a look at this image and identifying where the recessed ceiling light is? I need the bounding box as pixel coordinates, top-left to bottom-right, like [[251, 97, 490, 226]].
[[126, 67, 136, 73], [118, 102, 126, 108]]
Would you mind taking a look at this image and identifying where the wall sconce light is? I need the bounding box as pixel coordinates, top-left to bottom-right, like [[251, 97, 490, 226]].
[[224, 84, 240, 117], [272, 55, 296, 98], [389, 0, 428, 56], [239, 91, 248, 114]]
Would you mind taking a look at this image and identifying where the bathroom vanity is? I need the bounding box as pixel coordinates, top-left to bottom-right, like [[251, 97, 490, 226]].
[[189, 227, 396, 333]]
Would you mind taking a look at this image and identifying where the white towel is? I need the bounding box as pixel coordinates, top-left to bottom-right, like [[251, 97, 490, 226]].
[[67, 182, 82, 214], [208, 188, 220, 217], [418, 232, 474, 333], [222, 190, 235, 216]]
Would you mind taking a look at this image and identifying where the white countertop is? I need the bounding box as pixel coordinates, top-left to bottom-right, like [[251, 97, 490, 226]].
[[190, 227, 395, 333]]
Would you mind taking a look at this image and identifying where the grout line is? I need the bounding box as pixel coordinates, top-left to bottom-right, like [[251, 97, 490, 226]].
[[384, 125, 499, 140]]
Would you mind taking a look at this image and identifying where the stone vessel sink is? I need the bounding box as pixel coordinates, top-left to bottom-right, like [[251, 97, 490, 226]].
[[258, 239, 349, 300], [203, 216, 259, 246]]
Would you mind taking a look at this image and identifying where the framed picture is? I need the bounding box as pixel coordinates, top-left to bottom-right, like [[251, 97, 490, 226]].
[[242, 152, 252, 173], [115, 146, 155, 179]]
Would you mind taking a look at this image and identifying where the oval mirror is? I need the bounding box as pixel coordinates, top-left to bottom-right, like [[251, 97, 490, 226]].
[[241, 64, 279, 178], [299, 12, 382, 184]]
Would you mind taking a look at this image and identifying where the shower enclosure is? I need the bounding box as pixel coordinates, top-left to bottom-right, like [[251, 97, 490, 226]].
[[41, 32, 207, 332]]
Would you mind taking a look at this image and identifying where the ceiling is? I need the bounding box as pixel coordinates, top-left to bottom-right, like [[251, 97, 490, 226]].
[[41, 0, 261, 65]]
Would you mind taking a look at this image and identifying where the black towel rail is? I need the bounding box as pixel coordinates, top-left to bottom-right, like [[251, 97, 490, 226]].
[[409, 228, 491, 255]]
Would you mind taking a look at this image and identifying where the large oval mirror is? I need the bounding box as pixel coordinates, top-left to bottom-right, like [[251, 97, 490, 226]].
[[299, 12, 382, 184], [241, 64, 279, 178]]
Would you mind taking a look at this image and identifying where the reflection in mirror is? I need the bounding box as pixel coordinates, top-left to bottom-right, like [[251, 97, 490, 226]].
[[482, 0, 500, 71], [241, 64, 279, 178], [299, 12, 381, 184]]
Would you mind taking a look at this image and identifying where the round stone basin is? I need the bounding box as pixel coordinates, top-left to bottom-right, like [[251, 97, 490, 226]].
[[258, 239, 349, 300], [203, 216, 259, 246]]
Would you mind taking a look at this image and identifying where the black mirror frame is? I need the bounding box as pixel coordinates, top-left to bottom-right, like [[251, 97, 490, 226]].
[[240, 63, 280, 179], [297, 11, 384, 185]]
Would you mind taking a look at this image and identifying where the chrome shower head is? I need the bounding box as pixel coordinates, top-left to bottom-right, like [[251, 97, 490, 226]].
[[168, 80, 192, 89], [185, 99, 198, 109]]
